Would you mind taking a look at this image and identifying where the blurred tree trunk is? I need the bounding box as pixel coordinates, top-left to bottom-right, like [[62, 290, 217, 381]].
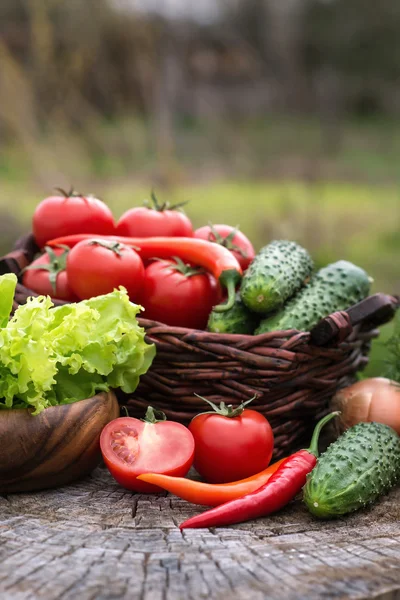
[[262, 0, 310, 111], [314, 66, 344, 154], [151, 29, 183, 186]]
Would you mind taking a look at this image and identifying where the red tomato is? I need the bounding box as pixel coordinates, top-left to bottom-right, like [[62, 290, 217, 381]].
[[194, 224, 255, 270], [116, 192, 193, 238], [100, 411, 195, 493], [139, 258, 221, 329], [189, 400, 274, 483], [22, 246, 78, 302], [67, 239, 144, 301], [33, 189, 115, 248]]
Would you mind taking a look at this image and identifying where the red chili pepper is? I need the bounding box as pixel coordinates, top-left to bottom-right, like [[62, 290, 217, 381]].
[[46, 234, 242, 311], [179, 411, 339, 529]]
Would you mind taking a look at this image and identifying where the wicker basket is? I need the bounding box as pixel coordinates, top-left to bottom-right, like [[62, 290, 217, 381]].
[[1, 234, 398, 459]]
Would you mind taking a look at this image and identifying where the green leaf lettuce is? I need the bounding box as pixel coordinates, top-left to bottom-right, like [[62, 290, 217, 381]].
[[0, 275, 155, 413]]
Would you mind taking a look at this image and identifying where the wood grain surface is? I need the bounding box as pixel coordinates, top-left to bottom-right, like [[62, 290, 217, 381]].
[[0, 464, 400, 599], [0, 391, 119, 493]]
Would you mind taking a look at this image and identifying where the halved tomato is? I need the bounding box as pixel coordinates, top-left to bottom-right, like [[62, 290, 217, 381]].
[[100, 409, 195, 493]]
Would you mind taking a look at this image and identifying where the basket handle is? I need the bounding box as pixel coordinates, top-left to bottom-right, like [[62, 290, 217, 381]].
[[0, 234, 39, 277], [310, 293, 399, 346], [0, 249, 28, 276]]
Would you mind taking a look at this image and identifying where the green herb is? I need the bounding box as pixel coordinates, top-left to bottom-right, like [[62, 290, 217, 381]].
[[0, 274, 155, 414], [386, 312, 400, 383]]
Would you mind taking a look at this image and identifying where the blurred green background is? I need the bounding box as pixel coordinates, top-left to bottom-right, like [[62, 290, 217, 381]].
[[0, 0, 399, 377]]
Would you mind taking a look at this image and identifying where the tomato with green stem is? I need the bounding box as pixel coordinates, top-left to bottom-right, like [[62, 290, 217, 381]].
[[22, 245, 78, 301], [189, 395, 274, 483], [33, 188, 115, 248], [139, 257, 221, 328], [194, 224, 255, 271], [100, 407, 195, 493], [66, 239, 144, 301], [116, 191, 193, 238]]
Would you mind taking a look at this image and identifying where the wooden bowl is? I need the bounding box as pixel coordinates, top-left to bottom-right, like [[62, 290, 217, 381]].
[[0, 391, 120, 493]]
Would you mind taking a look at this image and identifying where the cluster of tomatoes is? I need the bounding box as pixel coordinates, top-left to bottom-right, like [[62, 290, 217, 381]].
[[100, 399, 274, 493], [25, 189, 255, 329]]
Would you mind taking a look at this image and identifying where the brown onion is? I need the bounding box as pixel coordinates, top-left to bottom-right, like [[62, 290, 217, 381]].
[[331, 377, 400, 435]]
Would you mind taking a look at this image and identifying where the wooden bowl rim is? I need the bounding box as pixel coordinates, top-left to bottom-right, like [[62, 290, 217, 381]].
[[0, 390, 117, 416]]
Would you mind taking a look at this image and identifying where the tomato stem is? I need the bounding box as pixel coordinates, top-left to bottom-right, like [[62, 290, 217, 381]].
[[143, 190, 189, 213], [54, 186, 87, 200], [207, 223, 248, 259], [54, 186, 75, 198], [142, 406, 167, 424], [193, 394, 258, 418], [21, 245, 70, 293], [53, 187, 105, 206], [87, 239, 138, 255], [155, 256, 206, 278]]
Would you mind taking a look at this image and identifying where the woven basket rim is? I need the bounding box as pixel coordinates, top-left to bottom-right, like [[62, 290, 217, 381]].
[[137, 315, 307, 342], [11, 278, 397, 348]]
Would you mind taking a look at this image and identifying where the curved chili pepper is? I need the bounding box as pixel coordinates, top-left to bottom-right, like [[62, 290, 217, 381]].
[[46, 234, 242, 311], [137, 458, 285, 506], [179, 411, 339, 529]]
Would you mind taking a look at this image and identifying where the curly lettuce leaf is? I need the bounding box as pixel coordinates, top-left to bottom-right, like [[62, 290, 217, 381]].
[[0, 295, 59, 412], [0, 273, 17, 328], [0, 284, 155, 413]]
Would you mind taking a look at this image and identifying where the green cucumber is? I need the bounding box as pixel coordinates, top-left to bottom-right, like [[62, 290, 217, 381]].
[[240, 240, 314, 314], [303, 422, 400, 519], [207, 293, 259, 334], [256, 260, 371, 334]]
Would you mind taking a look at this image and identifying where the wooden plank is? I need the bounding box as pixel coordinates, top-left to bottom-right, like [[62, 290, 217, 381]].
[[0, 465, 400, 599]]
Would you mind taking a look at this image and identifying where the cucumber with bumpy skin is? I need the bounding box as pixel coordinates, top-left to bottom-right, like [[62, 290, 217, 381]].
[[256, 260, 371, 334], [240, 240, 314, 314], [303, 422, 400, 519], [207, 293, 259, 334]]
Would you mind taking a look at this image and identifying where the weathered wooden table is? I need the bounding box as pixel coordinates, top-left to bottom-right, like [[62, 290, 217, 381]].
[[1, 465, 400, 600]]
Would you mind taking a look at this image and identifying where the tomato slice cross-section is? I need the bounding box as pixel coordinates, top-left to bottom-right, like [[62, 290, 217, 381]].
[[100, 415, 195, 493]]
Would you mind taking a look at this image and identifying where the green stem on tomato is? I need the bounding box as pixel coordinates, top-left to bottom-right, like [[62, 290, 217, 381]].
[[144, 190, 189, 213], [141, 406, 167, 424], [87, 239, 125, 256], [193, 394, 257, 418], [21, 245, 70, 294], [208, 223, 248, 259], [167, 257, 206, 277]]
